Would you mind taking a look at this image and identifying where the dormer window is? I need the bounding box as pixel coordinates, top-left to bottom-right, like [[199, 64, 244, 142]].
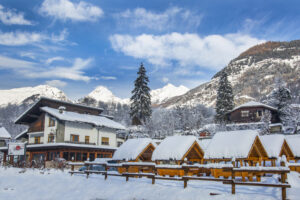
[[49, 117, 55, 127], [241, 110, 249, 117]]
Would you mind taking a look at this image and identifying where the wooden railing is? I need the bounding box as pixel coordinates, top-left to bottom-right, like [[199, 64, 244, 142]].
[[64, 141, 96, 145], [68, 161, 291, 200]]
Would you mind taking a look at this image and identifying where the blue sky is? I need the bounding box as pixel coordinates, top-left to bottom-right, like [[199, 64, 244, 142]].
[[0, 0, 300, 100]]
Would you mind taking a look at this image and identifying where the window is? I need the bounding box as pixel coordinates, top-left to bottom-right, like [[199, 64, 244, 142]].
[[71, 134, 79, 142], [101, 137, 109, 145], [34, 136, 40, 144], [241, 110, 249, 117], [257, 110, 263, 117], [48, 134, 55, 143], [49, 117, 55, 127], [76, 153, 82, 161], [85, 136, 90, 144]]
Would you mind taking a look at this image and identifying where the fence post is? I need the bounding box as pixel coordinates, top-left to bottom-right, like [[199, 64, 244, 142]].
[[280, 158, 287, 200], [231, 168, 235, 194], [104, 164, 108, 180], [184, 178, 188, 188]]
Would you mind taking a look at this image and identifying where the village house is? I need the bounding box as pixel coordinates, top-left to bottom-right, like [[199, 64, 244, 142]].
[[260, 134, 294, 165], [0, 97, 125, 165], [227, 101, 280, 124]]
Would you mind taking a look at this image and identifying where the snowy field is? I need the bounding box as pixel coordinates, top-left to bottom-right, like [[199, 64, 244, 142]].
[[1, 167, 300, 200]]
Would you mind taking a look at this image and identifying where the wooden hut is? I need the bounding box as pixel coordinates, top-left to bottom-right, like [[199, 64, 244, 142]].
[[285, 135, 300, 172], [113, 138, 155, 162], [112, 138, 156, 173], [152, 136, 204, 176], [260, 135, 294, 166], [204, 130, 268, 166]]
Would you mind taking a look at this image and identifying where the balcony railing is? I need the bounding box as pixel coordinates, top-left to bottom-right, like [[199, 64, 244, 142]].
[[64, 141, 96, 145], [28, 142, 44, 145]]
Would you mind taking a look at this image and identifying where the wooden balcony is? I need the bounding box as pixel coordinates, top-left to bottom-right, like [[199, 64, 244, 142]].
[[64, 141, 96, 145]]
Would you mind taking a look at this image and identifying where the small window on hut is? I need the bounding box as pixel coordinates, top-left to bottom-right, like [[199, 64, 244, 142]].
[[49, 117, 55, 127], [101, 137, 109, 145], [241, 110, 249, 117], [257, 110, 263, 117]]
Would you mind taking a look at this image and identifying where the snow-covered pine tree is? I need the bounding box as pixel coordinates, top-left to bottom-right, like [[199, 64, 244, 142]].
[[265, 77, 292, 125], [130, 63, 152, 125], [215, 71, 234, 123]]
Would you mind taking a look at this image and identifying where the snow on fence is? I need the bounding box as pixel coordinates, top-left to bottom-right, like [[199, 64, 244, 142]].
[[68, 159, 291, 200]]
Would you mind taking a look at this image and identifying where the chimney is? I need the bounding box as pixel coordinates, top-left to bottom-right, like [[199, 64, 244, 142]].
[[58, 106, 66, 114]]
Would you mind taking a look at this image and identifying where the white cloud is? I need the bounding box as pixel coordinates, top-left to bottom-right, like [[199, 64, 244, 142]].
[[22, 57, 94, 82], [45, 80, 67, 87], [100, 76, 117, 80], [0, 54, 93, 82], [46, 56, 65, 65], [116, 7, 202, 31], [0, 4, 33, 25], [0, 29, 68, 46], [40, 0, 103, 22], [0, 55, 35, 69], [110, 32, 265, 70]]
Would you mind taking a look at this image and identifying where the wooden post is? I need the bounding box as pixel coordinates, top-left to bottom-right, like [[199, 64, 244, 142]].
[[152, 176, 155, 184], [3, 152, 7, 163], [231, 169, 235, 194], [126, 175, 129, 182], [71, 165, 74, 176], [184, 178, 188, 188], [104, 165, 108, 180], [280, 160, 287, 200]]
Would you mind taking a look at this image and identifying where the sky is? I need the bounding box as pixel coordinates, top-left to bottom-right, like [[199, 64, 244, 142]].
[[0, 0, 300, 100]]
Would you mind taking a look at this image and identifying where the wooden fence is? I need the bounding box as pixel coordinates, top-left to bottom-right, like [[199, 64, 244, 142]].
[[68, 161, 291, 200]]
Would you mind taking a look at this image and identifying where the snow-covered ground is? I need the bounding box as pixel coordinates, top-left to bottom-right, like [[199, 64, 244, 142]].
[[1, 167, 300, 200]]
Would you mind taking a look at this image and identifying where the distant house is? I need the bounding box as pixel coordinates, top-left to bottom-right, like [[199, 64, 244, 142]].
[[0, 97, 126, 165], [0, 127, 11, 147], [227, 101, 280, 124]]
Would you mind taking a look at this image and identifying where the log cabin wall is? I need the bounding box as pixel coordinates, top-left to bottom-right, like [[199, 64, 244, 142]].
[[229, 106, 280, 123]]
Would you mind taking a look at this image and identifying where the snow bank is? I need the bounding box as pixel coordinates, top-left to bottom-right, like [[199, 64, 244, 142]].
[[112, 138, 155, 161], [260, 135, 285, 158], [0, 127, 11, 139], [41, 106, 125, 130], [204, 130, 259, 159], [152, 136, 201, 161]]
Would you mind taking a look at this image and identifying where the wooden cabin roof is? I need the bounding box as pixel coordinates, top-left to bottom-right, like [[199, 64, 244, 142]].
[[230, 101, 277, 113], [286, 135, 300, 158], [112, 138, 156, 161], [260, 135, 293, 158], [204, 130, 267, 160], [151, 136, 204, 161]]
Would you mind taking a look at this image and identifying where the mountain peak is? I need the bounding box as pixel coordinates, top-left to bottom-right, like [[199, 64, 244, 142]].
[[87, 85, 123, 103]]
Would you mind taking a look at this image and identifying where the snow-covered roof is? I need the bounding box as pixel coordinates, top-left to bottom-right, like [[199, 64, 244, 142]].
[[112, 138, 155, 161], [198, 139, 211, 150], [260, 135, 285, 158], [231, 101, 277, 112], [204, 130, 259, 159], [41, 106, 125, 130], [152, 136, 201, 161], [0, 127, 11, 139], [14, 129, 28, 140], [286, 135, 300, 157]]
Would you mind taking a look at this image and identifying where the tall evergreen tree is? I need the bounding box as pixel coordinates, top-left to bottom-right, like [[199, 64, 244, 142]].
[[265, 77, 292, 125], [215, 71, 234, 123], [130, 63, 152, 125]]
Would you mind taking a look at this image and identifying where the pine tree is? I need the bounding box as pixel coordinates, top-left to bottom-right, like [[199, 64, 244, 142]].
[[130, 63, 152, 125], [215, 71, 234, 123], [265, 77, 292, 125]]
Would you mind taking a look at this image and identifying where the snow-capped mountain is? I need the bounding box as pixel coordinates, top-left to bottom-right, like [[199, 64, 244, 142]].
[[0, 85, 69, 107], [86, 86, 128, 104], [81, 83, 189, 106], [151, 83, 189, 105], [161, 40, 300, 108]]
